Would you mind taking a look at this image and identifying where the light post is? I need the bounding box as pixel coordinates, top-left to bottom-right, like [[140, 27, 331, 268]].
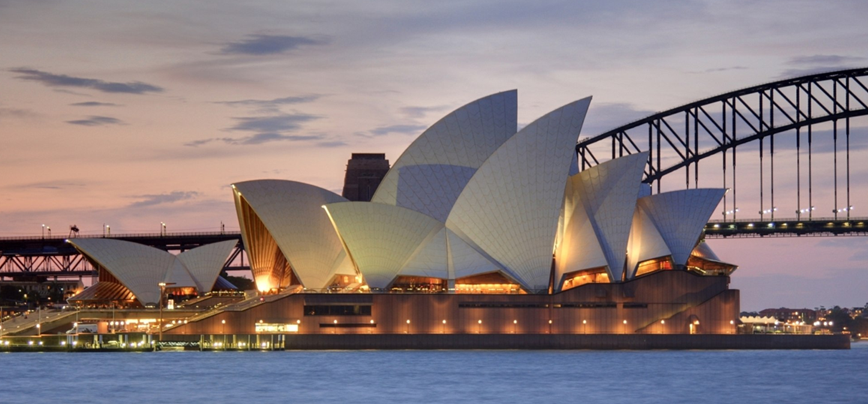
[[477, 319, 482, 334], [660, 320, 665, 334], [548, 319, 552, 334], [161, 222, 166, 236], [47, 226, 51, 238], [406, 319, 411, 334], [221, 319, 226, 348], [513, 319, 517, 334], [582, 319, 587, 334], [42, 224, 45, 239], [623, 319, 628, 334], [333, 319, 337, 334], [369, 319, 374, 334], [157, 281, 176, 347], [441, 319, 446, 334]]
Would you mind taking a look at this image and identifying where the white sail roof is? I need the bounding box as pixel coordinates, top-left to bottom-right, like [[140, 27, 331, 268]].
[[232, 180, 352, 291], [637, 188, 727, 266], [625, 203, 671, 279], [324, 202, 445, 289], [69, 238, 235, 306], [371, 90, 518, 222], [563, 152, 648, 282], [446, 97, 592, 292], [399, 227, 449, 279], [176, 239, 238, 291]]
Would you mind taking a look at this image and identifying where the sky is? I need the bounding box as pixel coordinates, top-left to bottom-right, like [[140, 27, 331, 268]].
[[1, 0, 867, 310]]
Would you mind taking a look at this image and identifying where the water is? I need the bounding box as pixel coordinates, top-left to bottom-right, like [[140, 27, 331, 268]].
[[3, 342, 867, 403]]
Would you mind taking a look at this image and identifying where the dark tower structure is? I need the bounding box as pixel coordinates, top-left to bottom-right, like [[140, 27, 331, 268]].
[[341, 153, 390, 201]]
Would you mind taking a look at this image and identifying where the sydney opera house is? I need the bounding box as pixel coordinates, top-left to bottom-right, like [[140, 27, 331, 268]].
[[156, 90, 742, 340]]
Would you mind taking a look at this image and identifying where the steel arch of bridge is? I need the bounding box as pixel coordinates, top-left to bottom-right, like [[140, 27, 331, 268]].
[[576, 67, 868, 223]]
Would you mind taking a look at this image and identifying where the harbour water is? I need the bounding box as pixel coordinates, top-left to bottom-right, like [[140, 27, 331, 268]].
[[2, 342, 866, 403]]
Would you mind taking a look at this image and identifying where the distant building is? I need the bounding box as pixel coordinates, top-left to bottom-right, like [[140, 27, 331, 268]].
[[341, 153, 390, 201], [759, 308, 817, 323]]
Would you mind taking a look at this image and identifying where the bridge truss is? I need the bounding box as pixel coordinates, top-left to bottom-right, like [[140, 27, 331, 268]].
[[577, 68, 868, 227]]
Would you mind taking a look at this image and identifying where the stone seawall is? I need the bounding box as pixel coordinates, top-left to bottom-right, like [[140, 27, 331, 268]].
[[280, 333, 851, 350]]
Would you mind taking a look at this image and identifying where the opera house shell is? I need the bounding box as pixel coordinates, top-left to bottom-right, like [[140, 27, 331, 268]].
[[232, 90, 736, 297], [67, 239, 238, 307]]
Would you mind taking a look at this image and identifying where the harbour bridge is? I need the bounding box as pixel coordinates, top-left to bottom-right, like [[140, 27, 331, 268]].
[[2, 67, 868, 278]]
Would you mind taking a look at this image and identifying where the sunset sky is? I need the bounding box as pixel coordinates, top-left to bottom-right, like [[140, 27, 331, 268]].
[[2, 0, 867, 310]]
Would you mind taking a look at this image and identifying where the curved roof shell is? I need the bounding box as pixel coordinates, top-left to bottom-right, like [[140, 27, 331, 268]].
[[637, 188, 727, 266], [324, 202, 445, 289], [371, 90, 518, 222], [232, 180, 353, 291], [69, 238, 234, 306], [446, 97, 592, 292], [558, 152, 648, 283]]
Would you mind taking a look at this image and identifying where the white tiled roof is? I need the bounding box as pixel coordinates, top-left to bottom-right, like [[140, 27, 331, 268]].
[[372, 91, 518, 222], [446, 97, 592, 292]]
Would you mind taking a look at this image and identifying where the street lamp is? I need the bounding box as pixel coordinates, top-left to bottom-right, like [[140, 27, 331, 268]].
[[442, 319, 446, 334], [582, 319, 587, 334], [477, 319, 482, 334], [513, 319, 517, 334], [42, 224, 45, 239], [221, 319, 226, 348], [406, 319, 411, 334], [161, 222, 166, 236], [157, 281, 176, 347], [623, 319, 628, 334]]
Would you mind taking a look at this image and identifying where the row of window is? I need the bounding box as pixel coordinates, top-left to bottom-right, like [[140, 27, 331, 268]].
[[303, 303, 650, 316], [304, 305, 372, 316]]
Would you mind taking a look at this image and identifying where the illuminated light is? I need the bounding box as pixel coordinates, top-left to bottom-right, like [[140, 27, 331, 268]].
[[38, 341, 43, 346], [767, 223, 774, 228], [28, 341, 33, 345], [406, 319, 410, 324], [221, 320, 226, 324], [623, 320, 627, 324], [60, 341, 66, 346], [370, 320, 375, 324], [582, 320, 587, 324], [478, 320, 482, 324], [71, 341, 76, 346], [513, 320, 518, 324], [660, 320, 665, 324], [333, 320, 338, 324], [297, 320, 301, 324], [730, 320, 735, 325], [747, 223, 754, 227], [442, 320, 447, 324], [694, 320, 700, 325], [259, 319, 264, 323], [548, 320, 552, 324], [713, 224, 720, 228]]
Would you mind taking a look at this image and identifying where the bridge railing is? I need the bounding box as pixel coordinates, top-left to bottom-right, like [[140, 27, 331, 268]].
[[0, 231, 242, 241]]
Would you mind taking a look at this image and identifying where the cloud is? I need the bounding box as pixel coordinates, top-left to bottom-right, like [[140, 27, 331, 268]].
[[0, 107, 40, 121], [217, 95, 320, 108], [219, 35, 326, 55], [369, 124, 428, 136], [185, 133, 322, 147], [317, 140, 347, 148], [399, 105, 450, 119], [228, 113, 319, 133], [778, 54, 865, 79], [2, 180, 86, 190], [10, 68, 163, 94], [128, 191, 199, 208], [66, 116, 125, 126], [696, 66, 748, 74], [70, 101, 120, 107], [788, 55, 864, 66], [580, 103, 657, 137]]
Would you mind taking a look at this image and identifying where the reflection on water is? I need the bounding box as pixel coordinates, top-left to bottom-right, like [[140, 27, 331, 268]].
[[2, 342, 866, 403]]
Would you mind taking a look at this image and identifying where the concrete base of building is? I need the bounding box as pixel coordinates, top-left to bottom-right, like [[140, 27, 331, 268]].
[[278, 333, 850, 350]]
